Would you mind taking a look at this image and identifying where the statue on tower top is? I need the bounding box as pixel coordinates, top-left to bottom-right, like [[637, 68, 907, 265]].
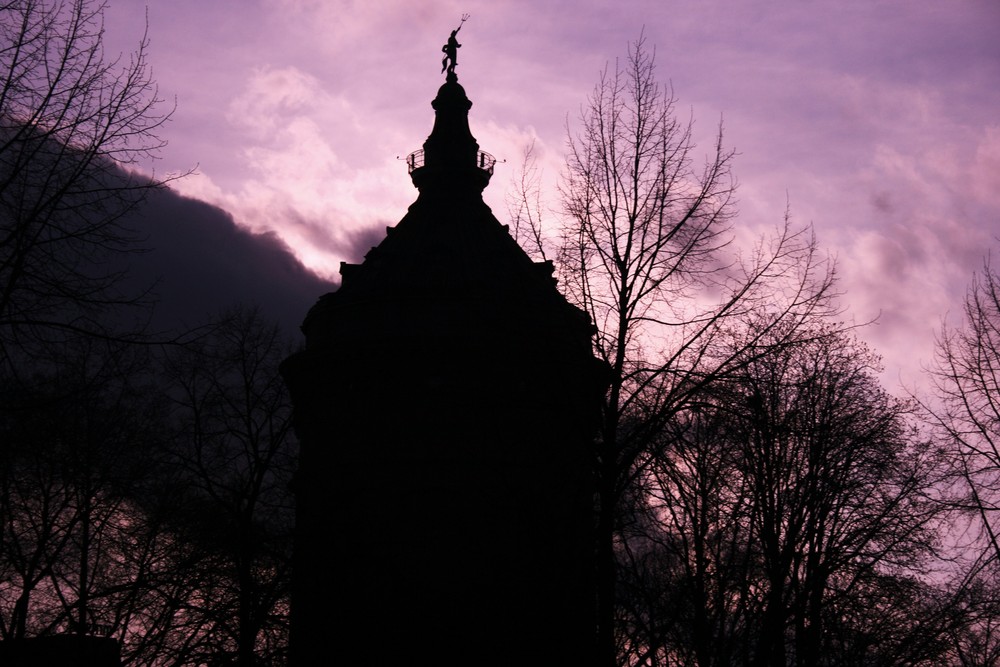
[[441, 15, 469, 77]]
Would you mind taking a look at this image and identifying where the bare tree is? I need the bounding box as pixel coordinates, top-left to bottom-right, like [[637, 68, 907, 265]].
[[0, 321, 295, 665], [0, 5, 186, 659], [926, 253, 1000, 577], [506, 139, 549, 263], [619, 327, 956, 666], [617, 400, 755, 667], [0, 0, 175, 376], [0, 338, 169, 648], [555, 34, 839, 664], [949, 577, 1000, 667], [726, 327, 947, 666], [160, 307, 296, 667]]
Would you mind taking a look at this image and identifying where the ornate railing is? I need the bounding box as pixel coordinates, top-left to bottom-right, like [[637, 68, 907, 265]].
[[406, 149, 496, 175], [477, 150, 497, 174], [406, 149, 424, 173]]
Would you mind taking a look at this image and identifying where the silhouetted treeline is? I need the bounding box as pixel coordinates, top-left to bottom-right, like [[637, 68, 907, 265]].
[[509, 33, 1000, 667], [0, 306, 296, 665], [0, 2, 296, 664]]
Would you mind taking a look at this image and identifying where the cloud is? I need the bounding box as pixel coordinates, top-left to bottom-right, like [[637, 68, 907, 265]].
[[126, 184, 335, 337], [826, 123, 1000, 388], [171, 64, 415, 279], [970, 126, 1000, 209], [226, 66, 325, 138]]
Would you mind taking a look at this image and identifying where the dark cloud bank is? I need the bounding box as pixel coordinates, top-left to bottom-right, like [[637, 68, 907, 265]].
[[129, 184, 335, 338]]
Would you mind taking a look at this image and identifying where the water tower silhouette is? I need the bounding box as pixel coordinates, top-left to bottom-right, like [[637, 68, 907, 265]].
[[282, 42, 605, 666]]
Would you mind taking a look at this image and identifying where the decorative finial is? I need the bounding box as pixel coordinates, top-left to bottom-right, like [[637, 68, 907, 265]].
[[441, 15, 470, 79]]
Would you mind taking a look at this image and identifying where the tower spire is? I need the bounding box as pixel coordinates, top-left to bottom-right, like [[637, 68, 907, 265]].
[[408, 23, 495, 193]]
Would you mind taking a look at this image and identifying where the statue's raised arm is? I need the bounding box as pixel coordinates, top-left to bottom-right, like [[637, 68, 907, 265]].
[[441, 15, 469, 76]]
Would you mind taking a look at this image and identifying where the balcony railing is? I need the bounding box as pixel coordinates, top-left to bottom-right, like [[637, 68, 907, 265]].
[[477, 150, 497, 174], [406, 149, 496, 175], [406, 150, 423, 173]]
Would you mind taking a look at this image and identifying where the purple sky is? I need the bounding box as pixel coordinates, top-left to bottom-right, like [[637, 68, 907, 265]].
[[102, 0, 1000, 392]]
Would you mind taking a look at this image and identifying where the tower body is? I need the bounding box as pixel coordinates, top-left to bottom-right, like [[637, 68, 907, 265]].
[[283, 72, 603, 666]]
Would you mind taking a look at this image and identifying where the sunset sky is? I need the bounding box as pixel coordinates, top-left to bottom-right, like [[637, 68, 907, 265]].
[[101, 0, 1000, 393]]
